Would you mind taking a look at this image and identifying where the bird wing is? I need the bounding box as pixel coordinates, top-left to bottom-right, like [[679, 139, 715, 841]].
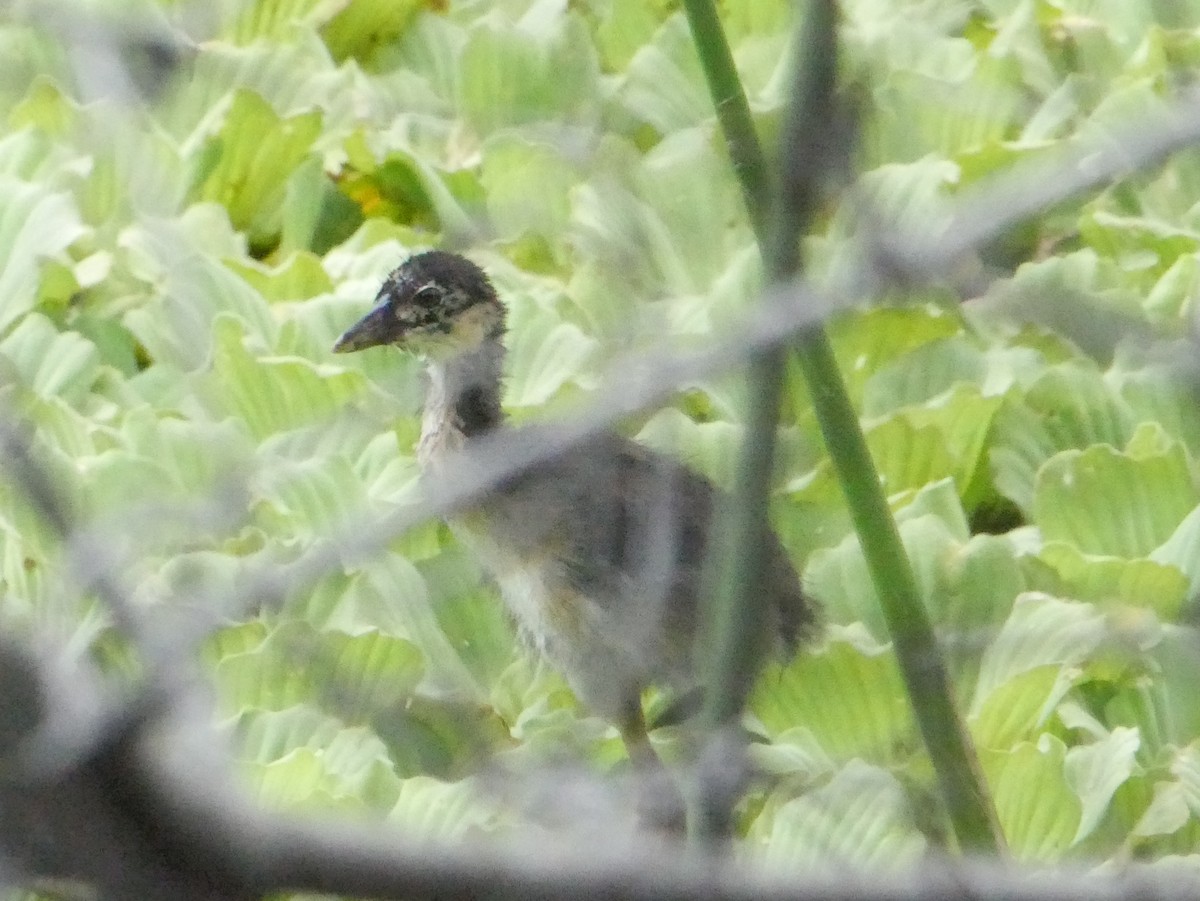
[[477, 428, 818, 675]]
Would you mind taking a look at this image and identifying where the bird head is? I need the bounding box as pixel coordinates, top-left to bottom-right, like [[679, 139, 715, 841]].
[[332, 251, 504, 360]]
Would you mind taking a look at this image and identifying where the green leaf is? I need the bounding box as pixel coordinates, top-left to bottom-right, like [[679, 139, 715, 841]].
[[1116, 352, 1200, 455], [76, 448, 183, 523], [504, 305, 599, 411], [0, 313, 100, 402], [861, 336, 985, 416], [336, 554, 487, 700], [1034, 432, 1197, 559], [895, 476, 971, 538], [156, 551, 255, 615], [251, 747, 337, 808], [1065, 726, 1140, 845], [752, 625, 914, 765], [827, 303, 962, 408], [616, 15, 710, 135], [984, 735, 1080, 861], [388, 775, 503, 838], [970, 593, 1107, 747], [937, 532, 1027, 693], [227, 252, 334, 304], [120, 206, 278, 370], [989, 395, 1059, 514], [457, 10, 600, 136], [1133, 780, 1191, 839], [327, 629, 425, 717], [211, 621, 424, 724], [235, 704, 344, 765], [480, 133, 577, 248], [251, 729, 401, 809], [1080, 210, 1200, 284], [9, 75, 78, 137], [0, 177, 84, 334], [189, 89, 322, 249], [872, 383, 1005, 513], [214, 641, 318, 715], [972, 251, 1148, 364], [1150, 504, 1200, 600], [1027, 361, 1137, 449], [23, 394, 112, 460], [1136, 628, 1200, 753], [81, 108, 188, 224], [205, 621, 270, 662], [419, 547, 517, 691], [636, 408, 742, 490], [846, 159, 958, 237], [1130, 745, 1200, 852], [230, 0, 331, 44], [121, 408, 257, 501], [749, 760, 926, 869], [637, 128, 749, 290], [254, 454, 372, 541], [972, 592, 1108, 701], [372, 692, 513, 780], [1142, 253, 1199, 321], [342, 138, 481, 244], [866, 417, 959, 499], [163, 36, 341, 141], [1173, 744, 1200, 816], [804, 503, 963, 637], [236, 704, 408, 808], [973, 665, 1072, 751], [1039, 541, 1187, 616], [588, 0, 668, 72], [749, 726, 837, 782], [320, 0, 423, 65], [281, 154, 364, 255], [204, 314, 366, 440]]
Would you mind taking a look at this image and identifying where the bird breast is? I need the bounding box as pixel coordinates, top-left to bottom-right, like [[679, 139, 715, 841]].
[[450, 511, 664, 719]]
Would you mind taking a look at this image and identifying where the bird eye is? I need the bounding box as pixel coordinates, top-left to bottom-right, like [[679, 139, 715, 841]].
[[413, 284, 442, 307]]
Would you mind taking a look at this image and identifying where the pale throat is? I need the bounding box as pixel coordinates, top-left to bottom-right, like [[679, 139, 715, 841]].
[[415, 337, 506, 469]]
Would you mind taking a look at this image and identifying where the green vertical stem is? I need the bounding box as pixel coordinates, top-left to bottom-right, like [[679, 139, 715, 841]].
[[683, 0, 1004, 853], [691, 0, 832, 730], [700, 345, 788, 734], [687, 0, 828, 838], [795, 331, 1003, 851], [680, 0, 771, 246]]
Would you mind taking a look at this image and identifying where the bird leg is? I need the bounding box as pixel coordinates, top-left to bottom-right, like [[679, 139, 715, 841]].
[[617, 698, 687, 834]]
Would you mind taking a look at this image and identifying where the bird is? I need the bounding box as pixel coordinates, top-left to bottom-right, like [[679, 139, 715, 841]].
[[332, 250, 818, 826]]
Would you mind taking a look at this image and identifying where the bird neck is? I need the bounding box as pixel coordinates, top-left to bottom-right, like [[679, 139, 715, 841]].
[[417, 337, 506, 466]]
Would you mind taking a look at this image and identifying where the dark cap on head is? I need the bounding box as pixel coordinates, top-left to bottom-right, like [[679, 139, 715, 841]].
[[332, 251, 501, 355]]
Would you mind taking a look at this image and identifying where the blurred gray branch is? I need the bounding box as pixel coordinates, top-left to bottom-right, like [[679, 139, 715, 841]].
[[4, 637, 1200, 901]]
